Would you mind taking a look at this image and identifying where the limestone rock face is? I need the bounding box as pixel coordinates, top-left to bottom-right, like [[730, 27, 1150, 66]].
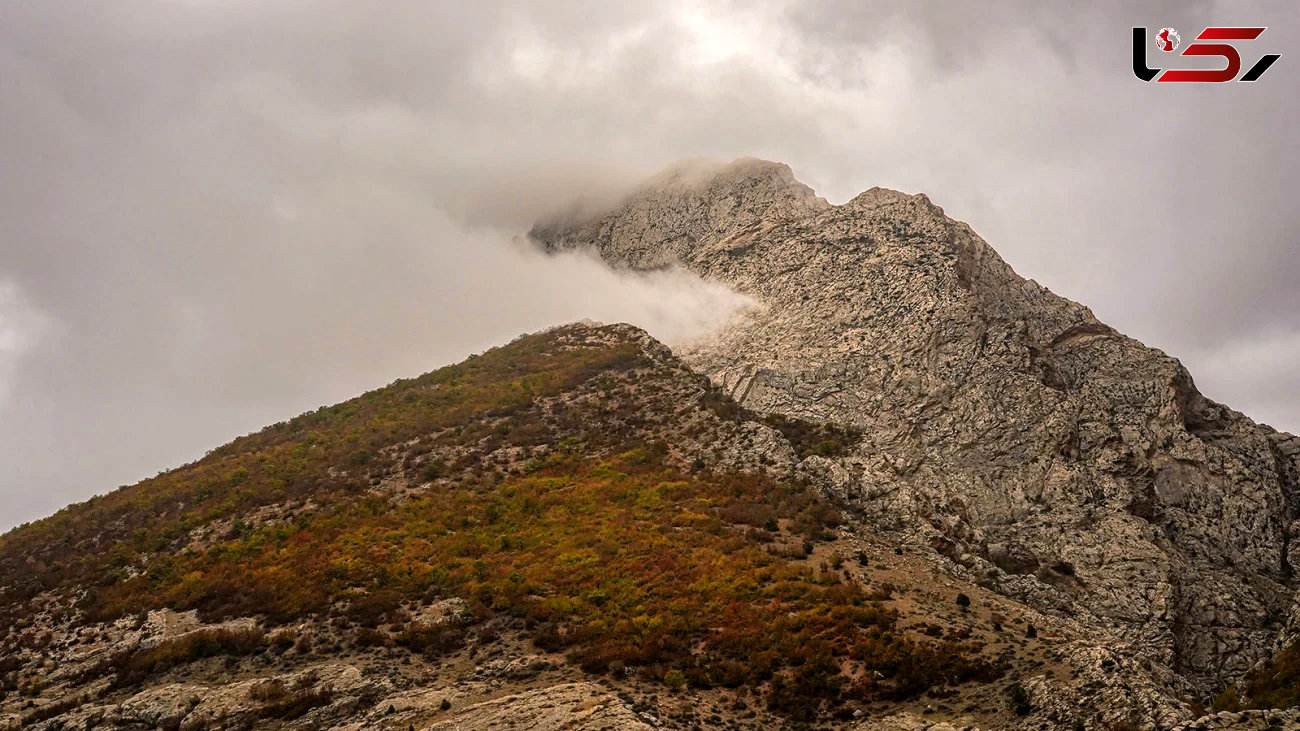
[[532, 158, 1300, 691], [531, 157, 830, 270]]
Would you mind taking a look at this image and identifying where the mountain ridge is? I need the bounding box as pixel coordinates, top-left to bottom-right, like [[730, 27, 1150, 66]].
[[532, 158, 1300, 703], [3, 159, 1299, 729], [0, 322, 1064, 729]]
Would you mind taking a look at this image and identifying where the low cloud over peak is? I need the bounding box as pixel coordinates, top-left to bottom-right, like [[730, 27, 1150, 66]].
[[1, 1, 1296, 530]]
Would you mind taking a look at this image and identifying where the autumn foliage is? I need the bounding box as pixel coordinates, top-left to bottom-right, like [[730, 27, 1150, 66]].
[[0, 324, 1002, 718]]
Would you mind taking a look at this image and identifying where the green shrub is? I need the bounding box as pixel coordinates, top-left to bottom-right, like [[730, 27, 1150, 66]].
[[1006, 682, 1033, 716]]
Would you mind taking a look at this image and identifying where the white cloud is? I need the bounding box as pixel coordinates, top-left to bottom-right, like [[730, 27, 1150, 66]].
[[0, 0, 1294, 530]]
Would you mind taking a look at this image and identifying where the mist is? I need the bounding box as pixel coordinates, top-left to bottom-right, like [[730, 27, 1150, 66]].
[[0, 203, 752, 530], [1, 0, 1297, 530]]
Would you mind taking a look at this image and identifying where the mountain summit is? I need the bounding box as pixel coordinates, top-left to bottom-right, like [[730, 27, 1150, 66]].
[[533, 158, 1300, 720], [3, 159, 1298, 730]]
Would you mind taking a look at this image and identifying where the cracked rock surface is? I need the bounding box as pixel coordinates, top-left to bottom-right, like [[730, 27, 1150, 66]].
[[533, 157, 1300, 695]]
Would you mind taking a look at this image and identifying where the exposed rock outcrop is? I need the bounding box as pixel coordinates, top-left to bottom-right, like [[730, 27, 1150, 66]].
[[533, 158, 1300, 698], [5, 158, 1295, 730]]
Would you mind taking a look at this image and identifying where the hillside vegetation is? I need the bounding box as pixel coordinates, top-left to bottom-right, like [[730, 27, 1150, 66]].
[[1, 324, 1007, 724]]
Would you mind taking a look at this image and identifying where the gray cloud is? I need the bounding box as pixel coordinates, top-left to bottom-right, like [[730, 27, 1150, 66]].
[[0, 0, 1296, 530]]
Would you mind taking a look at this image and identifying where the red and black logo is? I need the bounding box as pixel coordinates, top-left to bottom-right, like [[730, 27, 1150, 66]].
[[1133, 26, 1280, 82]]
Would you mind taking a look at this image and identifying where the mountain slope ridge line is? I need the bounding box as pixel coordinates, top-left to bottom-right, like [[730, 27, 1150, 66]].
[[0, 322, 1059, 729], [532, 157, 1300, 702], [2, 158, 1298, 728]]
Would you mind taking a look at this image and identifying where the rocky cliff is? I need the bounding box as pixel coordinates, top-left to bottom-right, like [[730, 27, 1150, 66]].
[[533, 158, 1300, 702], [4, 158, 1298, 730]]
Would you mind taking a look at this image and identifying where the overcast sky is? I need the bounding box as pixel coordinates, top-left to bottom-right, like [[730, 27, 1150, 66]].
[[1, 1, 1296, 531]]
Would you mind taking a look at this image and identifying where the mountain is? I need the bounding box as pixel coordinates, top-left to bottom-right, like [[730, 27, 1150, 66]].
[[3, 159, 1298, 730], [0, 322, 1066, 729], [532, 159, 1300, 724]]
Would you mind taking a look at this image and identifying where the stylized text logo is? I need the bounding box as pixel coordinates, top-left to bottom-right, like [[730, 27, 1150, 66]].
[[1133, 26, 1280, 82]]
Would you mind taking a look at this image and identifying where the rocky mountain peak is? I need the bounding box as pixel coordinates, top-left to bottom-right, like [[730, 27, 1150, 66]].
[[530, 157, 828, 269], [535, 159, 1300, 704], [3, 156, 1298, 728]]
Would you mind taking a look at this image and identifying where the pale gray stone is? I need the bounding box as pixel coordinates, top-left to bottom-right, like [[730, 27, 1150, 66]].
[[533, 158, 1300, 697]]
